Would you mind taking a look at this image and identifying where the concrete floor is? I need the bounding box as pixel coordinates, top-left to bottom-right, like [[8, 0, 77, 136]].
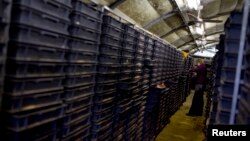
[[156, 91, 206, 141]]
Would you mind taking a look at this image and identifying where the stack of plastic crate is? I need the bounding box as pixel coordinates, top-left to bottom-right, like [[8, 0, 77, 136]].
[[216, 11, 244, 124], [94, 15, 123, 141], [132, 30, 146, 141], [235, 12, 250, 124], [2, 0, 72, 140], [62, 1, 102, 140], [0, 0, 12, 108]]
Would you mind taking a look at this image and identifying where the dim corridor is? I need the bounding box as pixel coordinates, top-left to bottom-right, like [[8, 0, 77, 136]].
[[156, 90, 206, 141]]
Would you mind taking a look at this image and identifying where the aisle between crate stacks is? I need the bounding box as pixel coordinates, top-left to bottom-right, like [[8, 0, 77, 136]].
[[156, 90, 206, 141]]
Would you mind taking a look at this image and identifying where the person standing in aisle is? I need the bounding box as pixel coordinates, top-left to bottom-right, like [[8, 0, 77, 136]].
[[186, 58, 207, 116]]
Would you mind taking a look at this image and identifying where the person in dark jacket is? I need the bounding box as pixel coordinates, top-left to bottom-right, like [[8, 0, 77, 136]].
[[186, 59, 207, 116]]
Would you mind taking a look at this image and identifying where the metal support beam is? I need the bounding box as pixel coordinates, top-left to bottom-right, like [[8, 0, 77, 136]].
[[143, 10, 177, 29], [169, 0, 198, 48], [109, 0, 126, 9], [177, 30, 224, 48], [160, 21, 195, 38]]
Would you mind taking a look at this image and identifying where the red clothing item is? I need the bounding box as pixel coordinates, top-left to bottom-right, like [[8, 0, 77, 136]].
[[191, 64, 207, 85]]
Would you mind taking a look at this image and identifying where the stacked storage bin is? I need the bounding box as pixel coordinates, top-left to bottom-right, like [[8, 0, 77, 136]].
[[133, 30, 146, 141], [62, 1, 102, 140], [94, 15, 122, 141], [141, 35, 155, 141], [209, 35, 225, 124], [2, 0, 72, 140], [0, 0, 12, 108], [235, 11, 250, 124], [114, 24, 138, 141], [216, 11, 245, 124]]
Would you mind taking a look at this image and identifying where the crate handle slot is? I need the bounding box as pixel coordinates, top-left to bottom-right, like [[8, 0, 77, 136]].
[[84, 41, 94, 45], [43, 0, 60, 8], [85, 28, 94, 33], [87, 17, 96, 23], [38, 47, 57, 52], [42, 14, 59, 23], [41, 31, 59, 38]]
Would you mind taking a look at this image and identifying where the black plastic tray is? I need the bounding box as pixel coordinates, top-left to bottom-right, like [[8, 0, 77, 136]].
[[101, 34, 123, 47], [96, 72, 119, 84], [97, 64, 121, 74], [69, 25, 100, 42], [10, 24, 68, 49], [68, 38, 99, 53], [64, 94, 93, 113], [11, 5, 70, 35], [6, 61, 65, 78], [102, 25, 124, 39], [3, 90, 63, 113], [71, 11, 102, 32], [98, 54, 121, 65], [72, 0, 102, 20], [99, 44, 121, 56], [5, 77, 64, 96], [95, 82, 117, 93], [7, 42, 66, 62], [4, 105, 64, 132], [67, 51, 98, 63], [64, 105, 91, 125], [92, 107, 113, 122], [64, 74, 95, 88], [13, 0, 71, 21], [64, 85, 95, 101], [66, 63, 96, 76], [103, 15, 124, 30]]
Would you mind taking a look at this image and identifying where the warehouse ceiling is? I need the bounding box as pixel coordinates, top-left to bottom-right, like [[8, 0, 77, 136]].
[[91, 0, 244, 53]]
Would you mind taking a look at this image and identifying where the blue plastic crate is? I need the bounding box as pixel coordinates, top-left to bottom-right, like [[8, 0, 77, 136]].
[[123, 41, 135, 51], [121, 49, 135, 58], [93, 98, 114, 113], [101, 35, 123, 47], [5, 105, 64, 132], [92, 116, 113, 131], [5, 77, 64, 96], [10, 25, 68, 49], [13, 0, 71, 21], [11, 5, 70, 35], [4, 120, 58, 141], [103, 15, 124, 30], [102, 25, 124, 39], [64, 106, 91, 125], [96, 73, 119, 83], [240, 86, 250, 107], [224, 39, 240, 54], [116, 100, 132, 114], [63, 116, 91, 138], [225, 25, 241, 40], [68, 38, 99, 53], [97, 64, 121, 74], [65, 94, 93, 113], [238, 100, 250, 124], [216, 110, 230, 124], [222, 53, 238, 68], [94, 90, 116, 104], [91, 128, 113, 141], [64, 85, 95, 100], [100, 44, 121, 56], [221, 68, 237, 83], [92, 107, 113, 122], [123, 33, 136, 43], [121, 57, 134, 65], [219, 96, 232, 112], [219, 82, 234, 97], [71, 11, 102, 32], [99, 54, 121, 65], [6, 61, 65, 78], [7, 42, 66, 62], [62, 125, 90, 141], [72, 0, 102, 20], [69, 25, 100, 42], [124, 25, 137, 36], [65, 63, 96, 76], [1, 0, 12, 23], [64, 74, 95, 88], [3, 90, 63, 113]]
